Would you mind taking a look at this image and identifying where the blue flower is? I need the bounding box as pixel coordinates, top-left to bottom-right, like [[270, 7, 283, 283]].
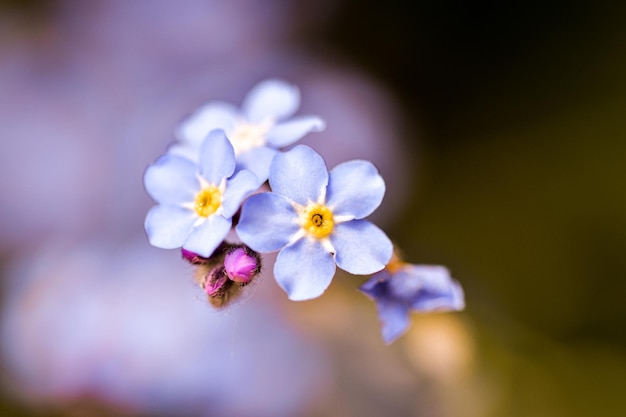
[[360, 261, 465, 344], [144, 129, 258, 257], [236, 145, 393, 300], [170, 79, 326, 183]]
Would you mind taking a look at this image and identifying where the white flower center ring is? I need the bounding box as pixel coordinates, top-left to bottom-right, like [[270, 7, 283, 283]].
[[230, 119, 272, 155]]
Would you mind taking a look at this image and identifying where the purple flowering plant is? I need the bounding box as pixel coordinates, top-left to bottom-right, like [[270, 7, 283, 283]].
[[143, 78, 465, 343]]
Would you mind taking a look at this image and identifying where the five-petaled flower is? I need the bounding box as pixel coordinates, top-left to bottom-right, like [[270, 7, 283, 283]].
[[359, 258, 465, 344], [236, 145, 393, 300], [144, 129, 258, 257], [170, 79, 326, 183]]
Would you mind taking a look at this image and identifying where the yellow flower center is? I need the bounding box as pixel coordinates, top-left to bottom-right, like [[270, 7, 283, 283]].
[[301, 204, 334, 239], [230, 121, 272, 155], [194, 186, 222, 217]]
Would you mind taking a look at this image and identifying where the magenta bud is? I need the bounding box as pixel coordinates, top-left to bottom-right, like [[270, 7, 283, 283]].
[[181, 248, 206, 264], [224, 247, 260, 284], [204, 267, 230, 297]]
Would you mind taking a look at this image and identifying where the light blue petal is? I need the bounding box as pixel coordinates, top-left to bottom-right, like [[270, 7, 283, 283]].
[[330, 220, 393, 275], [236, 146, 277, 184], [269, 145, 328, 205], [220, 169, 259, 218], [326, 160, 386, 219], [144, 205, 196, 249], [274, 238, 336, 301], [242, 79, 300, 124], [175, 101, 239, 145], [183, 215, 232, 258], [236, 193, 300, 252], [198, 129, 236, 185], [265, 116, 326, 148], [376, 301, 410, 344], [143, 154, 198, 204]]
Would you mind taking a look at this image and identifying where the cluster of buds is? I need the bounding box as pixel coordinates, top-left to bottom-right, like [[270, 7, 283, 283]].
[[182, 243, 262, 308]]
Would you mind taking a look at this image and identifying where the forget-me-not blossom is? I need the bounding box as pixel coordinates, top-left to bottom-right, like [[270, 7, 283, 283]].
[[236, 145, 393, 300], [360, 259, 465, 344], [144, 129, 258, 257], [170, 79, 326, 183]]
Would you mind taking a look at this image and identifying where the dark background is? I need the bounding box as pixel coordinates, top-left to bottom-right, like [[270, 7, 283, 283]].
[[319, 0, 626, 342], [323, 1, 626, 415]]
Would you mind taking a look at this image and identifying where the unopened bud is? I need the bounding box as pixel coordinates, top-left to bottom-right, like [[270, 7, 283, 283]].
[[224, 246, 261, 284], [181, 248, 207, 264], [204, 267, 231, 297]]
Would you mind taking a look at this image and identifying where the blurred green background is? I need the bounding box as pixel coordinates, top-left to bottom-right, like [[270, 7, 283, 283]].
[[319, 1, 626, 416], [2, 0, 626, 416]]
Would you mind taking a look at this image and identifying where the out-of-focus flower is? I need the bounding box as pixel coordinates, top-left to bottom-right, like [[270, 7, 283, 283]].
[[0, 241, 330, 417], [404, 315, 475, 383], [144, 129, 258, 257], [63, 0, 294, 65], [360, 260, 465, 344], [237, 145, 393, 301], [170, 78, 326, 182]]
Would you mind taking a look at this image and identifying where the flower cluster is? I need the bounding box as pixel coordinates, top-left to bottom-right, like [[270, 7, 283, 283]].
[[143, 78, 465, 342]]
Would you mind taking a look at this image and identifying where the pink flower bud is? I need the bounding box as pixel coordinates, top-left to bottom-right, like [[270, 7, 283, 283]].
[[204, 267, 230, 297], [181, 248, 207, 264], [224, 246, 260, 284]]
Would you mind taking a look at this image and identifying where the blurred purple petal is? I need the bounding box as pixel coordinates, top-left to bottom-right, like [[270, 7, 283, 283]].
[[360, 264, 465, 344], [242, 79, 300, 124], [266, 116, 326, 148], [176, 101, 239, 145], [377, 301, 411, 344], [236, 145, 277, 184]]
